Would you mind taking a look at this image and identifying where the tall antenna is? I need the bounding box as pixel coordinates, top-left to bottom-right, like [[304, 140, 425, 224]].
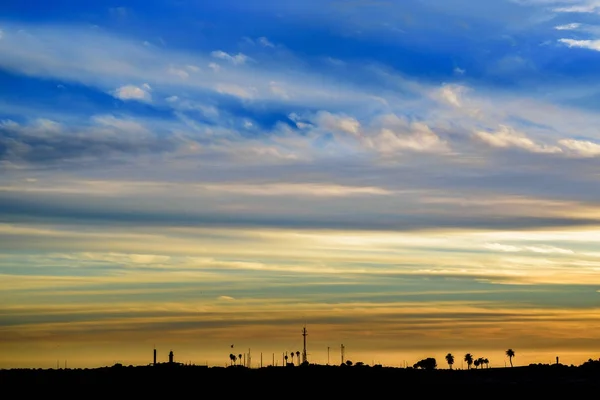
[[340, 344, 345, 365], [301, 326, 308, 364]]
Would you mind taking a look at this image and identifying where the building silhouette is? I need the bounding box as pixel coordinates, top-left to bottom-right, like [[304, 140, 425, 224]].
[[169, 351, 174, 364]]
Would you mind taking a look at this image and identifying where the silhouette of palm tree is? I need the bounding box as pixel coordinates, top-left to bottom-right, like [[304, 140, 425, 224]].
[[284, 354, 288, 365], [445, 353, 455, 370], [483, 358, 489, 369], [506, 349, 515, 367], [296, 351, 301, 363], [229, 353, 235, 366], [464, 353, 473, 370], [474, 359, 480, 369], [290, 352, 294, 365], [238, 354, 242, 366]]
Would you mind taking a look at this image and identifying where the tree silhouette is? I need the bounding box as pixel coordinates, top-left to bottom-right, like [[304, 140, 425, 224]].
[[346, 360, 353, 367], [238, 354, 242, 366], [296, 351, 301, 363], [229, 353, 235, 366], [413, 358, 437, 370], [483, 358, 489, 369], [284, 354, 288, 365], [474, 359, 480, 369], [445, 353, 455, 370], [290, 352, 294, 365], [464, 353, 473, 370], [506, 349, 515, 367], [233, 354, 237, 365]]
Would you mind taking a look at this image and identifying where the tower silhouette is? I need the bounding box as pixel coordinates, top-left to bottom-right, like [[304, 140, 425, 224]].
[[301, 326, 308, 364]]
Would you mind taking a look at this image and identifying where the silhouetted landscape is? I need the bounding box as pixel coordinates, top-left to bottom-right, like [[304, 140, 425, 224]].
[[3, 359, 600, 393]]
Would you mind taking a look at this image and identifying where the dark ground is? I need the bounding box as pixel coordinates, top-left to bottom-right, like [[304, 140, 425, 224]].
[[2, 363, 600, 395]]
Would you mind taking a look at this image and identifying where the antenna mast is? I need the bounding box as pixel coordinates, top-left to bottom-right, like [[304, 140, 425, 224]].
[[341, 344, 345, 365], [301, 326, 308, 364]]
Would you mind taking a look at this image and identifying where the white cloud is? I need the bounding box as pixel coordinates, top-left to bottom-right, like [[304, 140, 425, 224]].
[[437, 84, 469, 107], [186, 65, 200, 72], [218, 295, 235, 301], [258, 37, 275, 47], [559, 38, 600, 51], [485, 243, 522, 252], [555, 23, 582, 30], [91, 115, 147, 134], [474, 125, 563, 154], [211, 50, 249, 65], [558, 138, 600, 157], [215, 84, 256, 99], [484, 243, 573, 254], [453, 67, 466, 75], [167, 66, 189, 79], [315, 111, 361, 135], [208, 62, 221, 72], [269, 81, 289, 99], [166, 95, 179, 102], [553, 3, 600, 13], [112, 84, 151, 101], [142, 83, 152, 91], [0, 119, 19, 129], [370, 122, 449, 154]]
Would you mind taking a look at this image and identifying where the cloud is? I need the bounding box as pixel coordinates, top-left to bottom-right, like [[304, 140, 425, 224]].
[[166, 95, 179, 102], [215, 84, 256, 99], [208, 62, 221, 72], [553, 3, 600, 14], [437, 84, 469, 108], [0, 116, 177, 165], [315, 111, 361, 136], [558, 138, 600, 157], [474, 125, 563, 154], [112, 84, 152, 101], [210, 50, 249, 65], [258, 37, 275, 47], [167, 66, 189, 79], [218, 296, 235, 301], [555, 23, 582, 30], [559, 38, 600, 51]]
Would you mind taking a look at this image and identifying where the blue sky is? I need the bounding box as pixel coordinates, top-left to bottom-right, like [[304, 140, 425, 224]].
[[2, 0, 600, 368]]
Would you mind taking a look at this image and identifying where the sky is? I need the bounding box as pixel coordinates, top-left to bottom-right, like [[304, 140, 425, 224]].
[[2, 0, 600, 369]]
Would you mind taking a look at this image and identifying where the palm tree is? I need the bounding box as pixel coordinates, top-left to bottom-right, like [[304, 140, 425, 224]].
[[474, 359, 480, 369], [238, 354, 242, 366], [464, 353, 473, 370], [483, 358, 489, 369], [290, 352, 294, 365], [284, 354, 288, 365], [296, 351, 301, 364], [229, 353, 235, 366], [506, 349, 515, 367], [445, 353, 455, 370]]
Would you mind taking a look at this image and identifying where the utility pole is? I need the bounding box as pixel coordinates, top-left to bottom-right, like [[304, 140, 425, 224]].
[[260, 352, 263, 368], [301, 326, 308, 364], [327, 347, 330, 365], [341, 344, 345, 365], [272, 353, 275, 367]]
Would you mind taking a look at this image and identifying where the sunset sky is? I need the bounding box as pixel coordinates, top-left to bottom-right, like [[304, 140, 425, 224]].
[[2, 0, 600, 369]]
